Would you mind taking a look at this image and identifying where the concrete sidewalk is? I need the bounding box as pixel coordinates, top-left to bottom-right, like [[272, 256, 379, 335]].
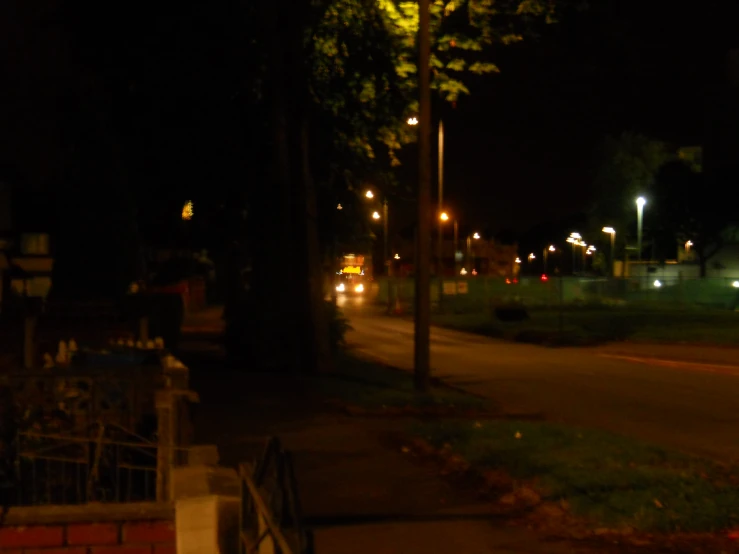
[[184, 349, 609, 554]]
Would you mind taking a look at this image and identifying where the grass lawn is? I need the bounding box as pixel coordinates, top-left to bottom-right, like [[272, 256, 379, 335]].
[[413, 419, 739, 533], [432, 306, 739, 346], [317, 352, 489, 412]]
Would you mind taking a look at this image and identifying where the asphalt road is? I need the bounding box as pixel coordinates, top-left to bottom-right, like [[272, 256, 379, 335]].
[[341, 301, 739, 463]]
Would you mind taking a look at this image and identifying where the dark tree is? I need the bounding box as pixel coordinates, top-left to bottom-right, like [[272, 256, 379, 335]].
[[653, 161, 737, 277]]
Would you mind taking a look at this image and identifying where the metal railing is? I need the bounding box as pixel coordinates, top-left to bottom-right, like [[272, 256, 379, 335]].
[[14, 421, 160, 506], [239, 437, 313, 554]]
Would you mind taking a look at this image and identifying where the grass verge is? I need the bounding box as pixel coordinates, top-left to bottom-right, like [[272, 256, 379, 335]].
[[412, 418, 739, 533], [432, 306, 739, 346], [317, 352, 490, 413]]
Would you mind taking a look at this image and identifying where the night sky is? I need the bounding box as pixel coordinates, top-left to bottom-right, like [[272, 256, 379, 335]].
[[2, 0, 738, 239], [441, 0, 739, 232]]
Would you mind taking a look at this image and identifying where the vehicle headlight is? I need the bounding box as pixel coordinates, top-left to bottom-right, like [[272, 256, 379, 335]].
[[336, 283, 345, 292], [355, 284, 364, 293]]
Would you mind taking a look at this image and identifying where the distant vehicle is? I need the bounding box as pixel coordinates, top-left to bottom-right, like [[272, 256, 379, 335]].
[[335, 254, 369, 295], [335, 272, 366, 295]]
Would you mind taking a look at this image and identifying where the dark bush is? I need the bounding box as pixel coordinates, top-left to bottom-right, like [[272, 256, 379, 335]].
[[326, 301, 351, 353]]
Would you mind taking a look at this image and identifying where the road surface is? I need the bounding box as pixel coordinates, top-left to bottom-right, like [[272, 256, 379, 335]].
[[342, 302, 739, 463]]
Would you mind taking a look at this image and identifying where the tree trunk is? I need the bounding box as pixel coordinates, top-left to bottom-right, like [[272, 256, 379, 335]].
[[294, 116, 333, 373]]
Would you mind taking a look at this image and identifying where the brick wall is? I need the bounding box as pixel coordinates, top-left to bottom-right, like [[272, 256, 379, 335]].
[[0, 518, 175, 554]]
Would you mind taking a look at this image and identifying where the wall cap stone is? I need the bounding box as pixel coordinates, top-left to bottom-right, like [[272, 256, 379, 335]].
[[3, 501, 175, 526]]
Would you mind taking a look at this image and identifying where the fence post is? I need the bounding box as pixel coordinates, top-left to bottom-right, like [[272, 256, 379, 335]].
[[156, 390, 173, 501]]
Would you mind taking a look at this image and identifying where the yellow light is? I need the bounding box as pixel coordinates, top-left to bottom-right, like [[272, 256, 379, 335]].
[[528, 253, 536, 261], [372, 211, 381, 220], [472, 232, 480, 239], [440, 212, 449, 222], [365, 190, 374, 199], [355, 283, 364, 293], [548, 245, 556, 251], [336, 283, 345, 292], [343, 266, 362, 274], [407, 117, 419, 126], [182, 200, 194, 220], [515, 257, 521, 264], [653, 279, 662, 288], [337, 203, 343, 210], [460, 268, 468, 275], [732, 281, 739, 288], [570, 232, 581, 239], [394, 254, 400, 260], [602, 227, 615, 234]]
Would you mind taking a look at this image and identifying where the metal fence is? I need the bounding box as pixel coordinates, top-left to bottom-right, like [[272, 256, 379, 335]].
[[14, 421, 159, 506], [239, 437, 312, 554]]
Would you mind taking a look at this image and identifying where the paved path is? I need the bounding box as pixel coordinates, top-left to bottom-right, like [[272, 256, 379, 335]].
[[345, 311, 739, 462], [182, 345, 610, 554]]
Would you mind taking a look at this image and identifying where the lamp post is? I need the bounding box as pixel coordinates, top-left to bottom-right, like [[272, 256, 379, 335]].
[[438, 121, 445, 278], [567, 232, 581, 274], [453, 219, 459, 277], [543, 245, 555, 274], [466, 232, 480, 271], [602, 227, 616, 277], [414, 0, 432, 392], [636, 197, 646, 263]]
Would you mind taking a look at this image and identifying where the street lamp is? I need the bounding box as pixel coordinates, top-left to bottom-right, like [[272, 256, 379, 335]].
[[602, 227, 616, 277], [636, 197, 646, 263], [437, 211, 451, 312], [466, 232, 480, 272], [365, 190, 390, 277], [543, 245, 555, 273], [528, 253, 536, 262], [567, 232, 582, 274], [407, 117, 418, 126]]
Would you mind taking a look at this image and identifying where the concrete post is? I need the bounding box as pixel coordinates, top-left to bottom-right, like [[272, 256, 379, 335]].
[[156, 390, 173, 502]]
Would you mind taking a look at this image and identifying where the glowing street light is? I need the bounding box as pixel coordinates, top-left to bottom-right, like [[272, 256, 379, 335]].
[[636, 196, 647, 262], [407, 117, 419, 126], [439, 211, 449, 222], [372, 211, 381, 220], [528, 253, 536, 262], [394, 254, 400, 260], [543, 245, 556, 273], [365, 190, 374, 199], [602, 227, 616, 277], [466, 232, 480, 270], [336, 203, 343, 210], [685, 240, 693, 252], [732, 281, 739, 288], [515, 257, 522, 264]]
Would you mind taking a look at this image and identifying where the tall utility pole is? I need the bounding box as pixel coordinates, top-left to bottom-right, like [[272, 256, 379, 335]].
[[437, 120, 444, 312], [414, 0, 431, 393]]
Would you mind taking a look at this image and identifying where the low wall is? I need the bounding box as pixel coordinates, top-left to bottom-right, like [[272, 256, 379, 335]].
[[1, 502, 175, 553]]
